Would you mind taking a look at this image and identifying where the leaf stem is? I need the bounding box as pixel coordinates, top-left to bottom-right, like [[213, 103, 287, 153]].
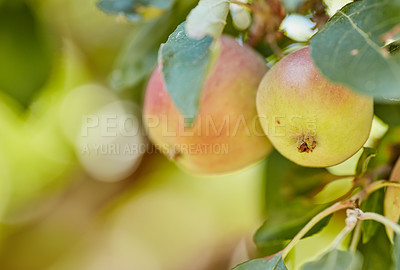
[[363, 180, 400, 196], [331, 225, 354, 249], [359, 212, 400, 235], [349, 221, 362, 252], [330, 207, 360, 250], [267, 37, 284, 59], [281, 200, 355, 259]]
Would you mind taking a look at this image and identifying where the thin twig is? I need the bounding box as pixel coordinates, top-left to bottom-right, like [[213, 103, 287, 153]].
[[350, 180, 398, 204], [329, 207, 360, 249], [281, 200, 356, 259], [349, 221, 362, 252], [359, 212, 400, 235], [331, 225, 354, 249], [267, 36, 284, 59]]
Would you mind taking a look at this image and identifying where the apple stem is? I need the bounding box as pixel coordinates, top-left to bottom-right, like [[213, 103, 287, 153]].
[[281, 200, 355, 259]]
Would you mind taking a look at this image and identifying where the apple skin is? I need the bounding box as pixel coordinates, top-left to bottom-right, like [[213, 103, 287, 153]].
[[384, 157, 400, 241], [256, 46, 373, 167], [143, 35, 271, 175]]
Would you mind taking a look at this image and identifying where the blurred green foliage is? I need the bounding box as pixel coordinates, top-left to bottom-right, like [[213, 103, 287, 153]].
[[0, 1, 52, 106], [0, 0, 399, 269], [0, 1, 270, 270]]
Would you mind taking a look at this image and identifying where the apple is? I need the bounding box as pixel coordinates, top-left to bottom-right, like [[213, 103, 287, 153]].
[[60, 84, 146, 182], [256, 46, 373, 167], [143, 35, 271, 174], [75, 100, 147, 182]]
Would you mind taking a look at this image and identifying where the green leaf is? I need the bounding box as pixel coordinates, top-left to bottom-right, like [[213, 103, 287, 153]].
[[110, 14, 174, 90], [255, 204, 331, 249], [360, 189, 384, 244], [185, 0, 229, 39], [109, 0, 198, 91], [159, 22, 217, 121], [233, 253, 287, 270], [355, 147, 377, 177], [256, 151, 337, 254], [0, 1, 52, 106], [264, 151, 337, 211], [358, 226, 393, 270], [313, 177, 354, 204], [311, 0, 400, 100], [374, 102, 400, 126], [368, 126, 400, 170], [97, 0, 174, 21], [302, 249, 363, 270]]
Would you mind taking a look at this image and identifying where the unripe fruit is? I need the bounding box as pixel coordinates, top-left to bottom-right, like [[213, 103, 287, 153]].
[[256, 47, 373, 167], [60, 84, 146, 182], [143, 35, 271, 174], [76, 101, 146, 182], [384, 157, 400, 241]]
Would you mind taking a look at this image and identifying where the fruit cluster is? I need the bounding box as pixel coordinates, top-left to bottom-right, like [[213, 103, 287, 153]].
[[143, 36, 374, 174]]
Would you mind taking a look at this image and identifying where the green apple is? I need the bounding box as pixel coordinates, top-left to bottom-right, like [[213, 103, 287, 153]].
[[257, 46, 373, 167]]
